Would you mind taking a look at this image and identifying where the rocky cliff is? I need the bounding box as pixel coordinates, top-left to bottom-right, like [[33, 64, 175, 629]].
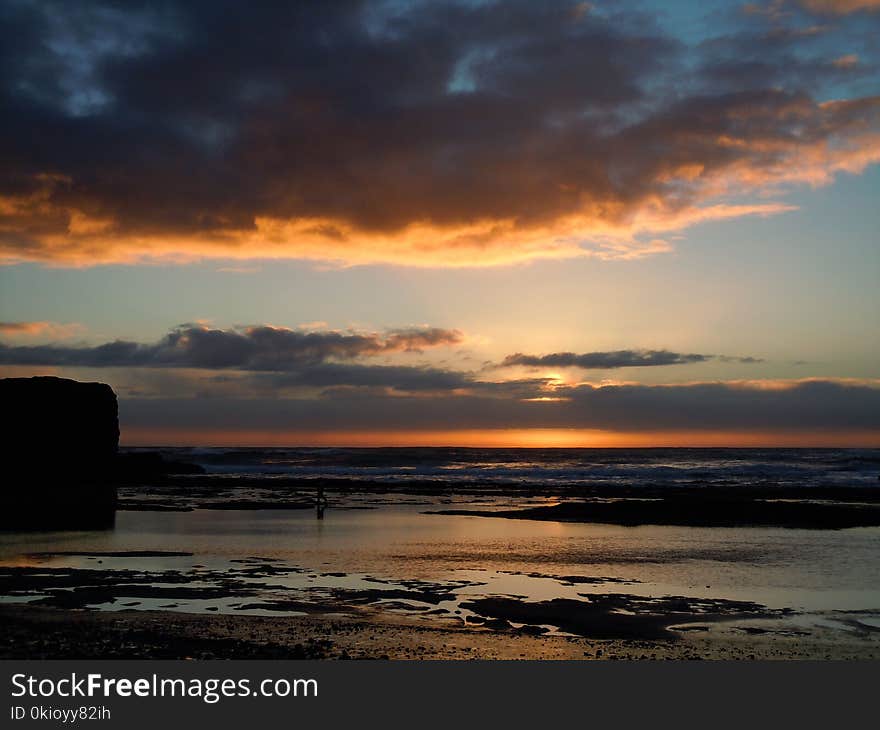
[[1, 376, 119, 529]]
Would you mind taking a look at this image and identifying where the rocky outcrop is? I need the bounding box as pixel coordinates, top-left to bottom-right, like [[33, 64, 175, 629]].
[[1, 376, 119, 530], [114, 451, 205, 482]]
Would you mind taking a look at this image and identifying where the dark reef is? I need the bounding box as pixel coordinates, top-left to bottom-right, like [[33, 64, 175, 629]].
[[114, 451, 205, 481], [429, 495, 880, 529]]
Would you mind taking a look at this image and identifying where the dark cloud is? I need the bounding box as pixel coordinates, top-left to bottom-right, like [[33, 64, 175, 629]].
[[88, 364, 555, 400], [0, 325, 761, 386], [718, 355, 765, 364], [2, 319, 874, 434], [118, 380, 880, 433], [0, 323, 463, 370], [698, 1, 880, 96], [249, 363, 474, 393], [0, 1, 878, 266], [501, 350, 713, 369]]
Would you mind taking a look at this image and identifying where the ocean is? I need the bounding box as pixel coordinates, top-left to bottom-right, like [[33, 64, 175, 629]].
[[131, 445, 880, 487]]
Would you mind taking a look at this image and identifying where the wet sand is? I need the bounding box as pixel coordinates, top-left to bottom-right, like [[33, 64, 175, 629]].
[[2, 604, 878, 660], [3, 559, 879, 660]]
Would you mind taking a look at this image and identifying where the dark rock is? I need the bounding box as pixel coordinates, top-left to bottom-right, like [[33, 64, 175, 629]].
[[2, 376, 118, 464], [1, 376, 119, 530], [514, 624, 549, 636], [461, 594, 778, 640], [114, 451, 205, 481], [482, 618, 513, 631], [430, 494, 880, 530]]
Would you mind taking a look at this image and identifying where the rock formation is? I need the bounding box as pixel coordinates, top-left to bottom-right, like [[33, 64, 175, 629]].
[[1, 376, 119, 530]]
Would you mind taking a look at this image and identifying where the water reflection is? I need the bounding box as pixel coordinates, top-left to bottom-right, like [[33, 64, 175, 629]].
[[2, 505, 879, 617]]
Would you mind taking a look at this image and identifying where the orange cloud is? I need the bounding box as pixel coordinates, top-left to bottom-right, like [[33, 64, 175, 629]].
[[831, 54, 859, 68], [119, 427, 880, 448], [0, 182, 809, 268], [0, 321, 84, 340], [714, 376, 880, 390], [2, 94, 875, 268], [800, 0, 880, 13]]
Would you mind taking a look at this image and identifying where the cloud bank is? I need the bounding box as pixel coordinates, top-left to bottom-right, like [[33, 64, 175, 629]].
[[117, 380, 880, 436], [0, 324, 766, 388], [1, 1, 878, 267], [2, 321, 875, 439]]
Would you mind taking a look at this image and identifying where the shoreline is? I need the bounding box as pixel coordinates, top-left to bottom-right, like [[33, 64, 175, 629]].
[[110, 477, 880, 529]]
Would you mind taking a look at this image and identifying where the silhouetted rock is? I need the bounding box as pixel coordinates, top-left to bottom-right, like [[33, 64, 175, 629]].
[[0, 376, 119, 530]]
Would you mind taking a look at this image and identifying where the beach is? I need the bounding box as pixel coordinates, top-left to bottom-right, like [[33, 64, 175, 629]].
[[3, 603, 879, 660], [1, 447, 879, 660]]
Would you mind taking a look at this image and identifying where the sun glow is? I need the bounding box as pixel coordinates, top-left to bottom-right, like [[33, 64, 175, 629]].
[[121, 428, 880, 448]]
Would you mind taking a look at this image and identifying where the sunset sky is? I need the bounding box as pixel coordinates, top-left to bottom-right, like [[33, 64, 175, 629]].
[[1, 0, 878, 446]]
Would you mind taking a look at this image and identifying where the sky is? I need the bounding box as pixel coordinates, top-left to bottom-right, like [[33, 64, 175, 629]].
[[0, 0, 878, 447]]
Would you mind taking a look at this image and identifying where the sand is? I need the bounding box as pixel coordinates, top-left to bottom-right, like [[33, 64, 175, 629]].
[[2, 604, 878, 661]]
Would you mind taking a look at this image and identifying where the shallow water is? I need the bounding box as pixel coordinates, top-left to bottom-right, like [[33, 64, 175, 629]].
[[2, 505, 879, 632]]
